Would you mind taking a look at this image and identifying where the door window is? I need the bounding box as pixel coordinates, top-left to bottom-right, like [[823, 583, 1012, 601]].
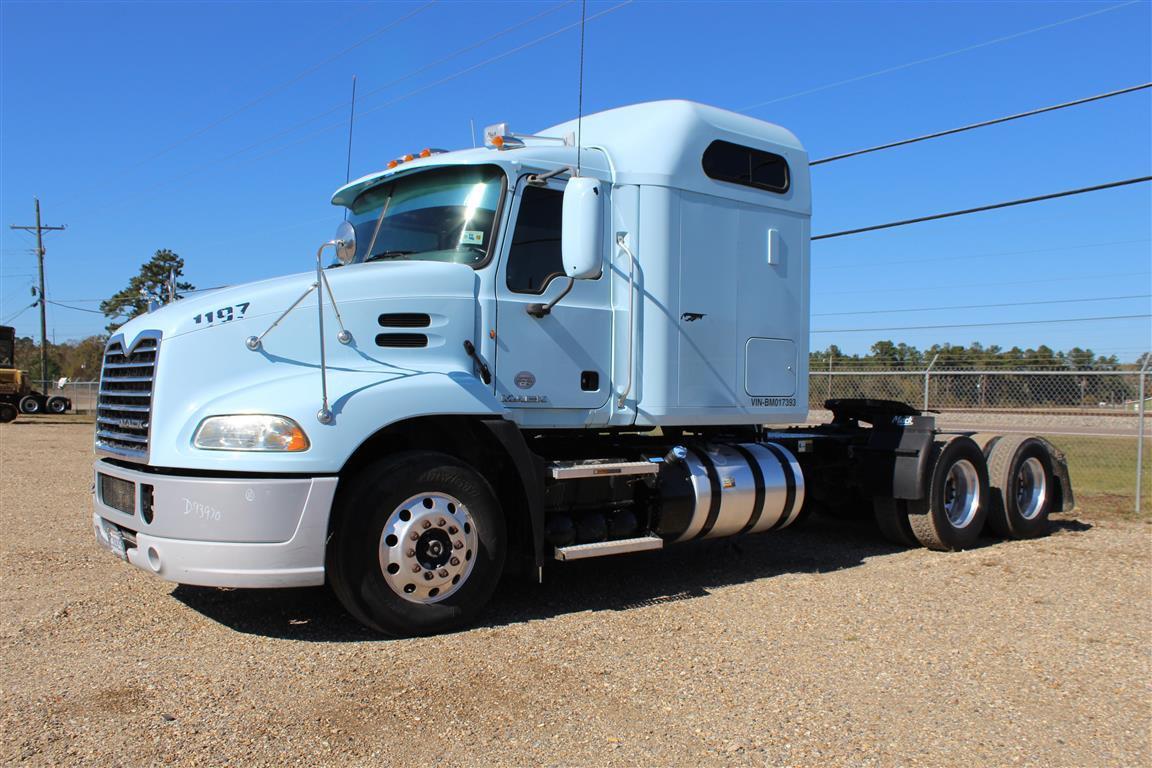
[[506, 185, 564, 294]]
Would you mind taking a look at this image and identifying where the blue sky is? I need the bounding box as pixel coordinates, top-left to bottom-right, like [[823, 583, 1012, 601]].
[[1, 0, 1149, 361]]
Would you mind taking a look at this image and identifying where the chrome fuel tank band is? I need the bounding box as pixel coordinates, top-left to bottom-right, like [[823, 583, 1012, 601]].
[[743, 442, 794, 532]]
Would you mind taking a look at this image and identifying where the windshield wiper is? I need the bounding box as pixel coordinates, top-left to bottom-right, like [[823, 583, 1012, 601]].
[[365, 250, 415, 262]]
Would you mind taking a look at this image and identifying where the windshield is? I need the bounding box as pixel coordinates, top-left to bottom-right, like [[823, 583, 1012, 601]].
[[347, 165, 505, 266]]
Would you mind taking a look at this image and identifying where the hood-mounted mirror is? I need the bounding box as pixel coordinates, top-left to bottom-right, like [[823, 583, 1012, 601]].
[[334, 220, 357, 265]]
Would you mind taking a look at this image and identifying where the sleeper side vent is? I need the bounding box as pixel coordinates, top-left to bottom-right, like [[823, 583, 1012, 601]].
[[375, 333, 428, 348], [378, 312, 431, 328]]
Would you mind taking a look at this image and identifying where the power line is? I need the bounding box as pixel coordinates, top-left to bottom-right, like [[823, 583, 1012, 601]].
[[218, 0, 632, 177], [812, 313, 1150, 334], [814, 294, 1151, 317], [740, 1, 1139, 111], [2, 301, 37, 325], [818, 270, 1151, 297], [811, 82, 1152, 165], [169, 0, 575, 182], [328, 1, 635, 125], [46, 299, 104, 315], [813, 176, 1152, 241], [129, 2, 437, 168], [79, 1, 620, 218], [813, 237, 1152, 272]]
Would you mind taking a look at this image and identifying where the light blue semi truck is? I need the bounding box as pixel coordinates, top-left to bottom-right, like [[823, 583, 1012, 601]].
[[92, 101, 1072, 636]]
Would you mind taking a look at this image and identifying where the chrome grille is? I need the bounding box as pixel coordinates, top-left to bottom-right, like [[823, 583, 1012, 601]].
[[96, 333, 159, 459]]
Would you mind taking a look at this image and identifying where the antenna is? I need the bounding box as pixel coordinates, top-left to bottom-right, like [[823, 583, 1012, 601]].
[[470, 118, 477, 148], [344, 75, 358, 221], [575, 0, 587, 176]]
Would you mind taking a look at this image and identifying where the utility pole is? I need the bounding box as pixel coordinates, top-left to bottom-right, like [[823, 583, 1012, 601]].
[[10, 198, 66, 392]]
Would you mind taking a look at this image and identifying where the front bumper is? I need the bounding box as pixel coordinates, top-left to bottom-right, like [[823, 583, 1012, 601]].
[[92, 459, 338, 588]]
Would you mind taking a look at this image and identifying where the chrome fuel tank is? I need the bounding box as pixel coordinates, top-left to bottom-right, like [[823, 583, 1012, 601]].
[[657, 442, 805, 542]]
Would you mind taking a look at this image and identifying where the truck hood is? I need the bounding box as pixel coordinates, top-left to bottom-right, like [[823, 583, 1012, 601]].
[[113, 259, 480, 349], [102, 258, 493, 473]]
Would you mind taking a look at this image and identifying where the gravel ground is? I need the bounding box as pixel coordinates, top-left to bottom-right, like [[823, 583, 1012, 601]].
[[2, 421, 1149, 767]]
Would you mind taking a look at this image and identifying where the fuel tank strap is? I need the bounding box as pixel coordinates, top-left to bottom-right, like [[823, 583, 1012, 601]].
[[732, 444, 767, 534], [761, 442, 798, 529], [690, 447, 723, 539]]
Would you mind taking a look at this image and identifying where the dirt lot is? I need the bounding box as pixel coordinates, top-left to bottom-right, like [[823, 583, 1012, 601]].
[[1, 421, 1149, 767]]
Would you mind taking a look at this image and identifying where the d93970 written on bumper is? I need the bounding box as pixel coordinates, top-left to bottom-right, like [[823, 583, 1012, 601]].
[[91, 459, 337, 588]]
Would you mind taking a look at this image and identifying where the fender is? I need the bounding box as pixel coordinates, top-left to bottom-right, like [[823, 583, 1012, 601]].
[[149, 368, 505, 474], [480, 418, 547, 572]]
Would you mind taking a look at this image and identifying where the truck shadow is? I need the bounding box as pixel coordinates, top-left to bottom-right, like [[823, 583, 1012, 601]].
[[170, 513, 1092, 643]]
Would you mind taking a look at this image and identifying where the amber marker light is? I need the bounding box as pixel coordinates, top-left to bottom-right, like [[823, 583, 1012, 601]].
[[403, 154, 414, 162], [419, 148, 432, 158], [491, 135, 505, 148]]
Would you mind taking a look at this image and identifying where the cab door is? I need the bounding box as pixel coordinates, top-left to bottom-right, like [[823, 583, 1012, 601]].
[[494, 175, 612, 413]]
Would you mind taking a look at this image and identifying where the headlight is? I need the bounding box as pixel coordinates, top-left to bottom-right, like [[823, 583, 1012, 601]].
[[192, 415, 310, 452]]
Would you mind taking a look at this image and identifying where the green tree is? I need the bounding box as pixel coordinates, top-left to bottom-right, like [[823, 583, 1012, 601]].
[[100, 249, 194, 333]]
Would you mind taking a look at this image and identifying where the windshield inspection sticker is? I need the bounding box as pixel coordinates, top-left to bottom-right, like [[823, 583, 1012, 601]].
[[462, 230, 484, 245]]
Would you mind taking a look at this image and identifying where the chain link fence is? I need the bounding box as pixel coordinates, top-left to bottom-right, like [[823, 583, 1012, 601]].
[[52, 380, 99, 415], [811, 367, 1150, 516]]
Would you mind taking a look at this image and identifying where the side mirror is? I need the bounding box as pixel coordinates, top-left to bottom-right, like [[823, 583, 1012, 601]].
[[561, 177, 602, 279], [334, 220, 357, 265]]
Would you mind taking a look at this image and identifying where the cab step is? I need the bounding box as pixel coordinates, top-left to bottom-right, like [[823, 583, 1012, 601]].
[[548, 459, 659, 480], [554, 535, 664, 561]]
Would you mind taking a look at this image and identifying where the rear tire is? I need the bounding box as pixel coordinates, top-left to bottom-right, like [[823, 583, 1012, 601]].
[[906, 436, 990, 551], [984, 436, 1055, 539], [873, 497, 918, 547], [327, 451, 506, 637], [0, 403, 16, 423], [46, 397, 68, 414], [18, 395, 41, 414]]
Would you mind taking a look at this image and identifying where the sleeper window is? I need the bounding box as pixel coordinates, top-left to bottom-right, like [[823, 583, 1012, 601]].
[[702, 140, 790, 193]]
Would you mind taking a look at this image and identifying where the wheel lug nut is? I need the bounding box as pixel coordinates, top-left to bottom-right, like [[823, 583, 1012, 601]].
[[406, 548, 416, 557], [411, 564, 421, 573], [438, 569, 449, 578], [450, 557, 460, 566], [437, 518, 446, 527], [423, 571, 434, 581], [448, 526, 458, 535], [410, 532, 420, 541], [422, 520, 432, 529], [453, 540, 464, 550]]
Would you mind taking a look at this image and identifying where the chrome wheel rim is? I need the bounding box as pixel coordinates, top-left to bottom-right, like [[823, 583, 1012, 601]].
[[379, 492, 478, 604], [1015, 457, 1048, 520], [943, 459, 980, 528]]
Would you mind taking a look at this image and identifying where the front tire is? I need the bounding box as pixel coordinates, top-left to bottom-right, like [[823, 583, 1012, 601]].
[[46, 396, 68, 414], [906, 436, 990, 551], [327, 451, 506, 637]]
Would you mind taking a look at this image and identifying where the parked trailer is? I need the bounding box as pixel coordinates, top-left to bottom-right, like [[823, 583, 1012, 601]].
[[90, 101, 1072, 636], [0, 325, 71, 422]]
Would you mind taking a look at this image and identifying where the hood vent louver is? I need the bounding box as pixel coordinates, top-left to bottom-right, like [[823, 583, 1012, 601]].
[[378, 312, 430, 328], [375, 333, 428, 348]]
